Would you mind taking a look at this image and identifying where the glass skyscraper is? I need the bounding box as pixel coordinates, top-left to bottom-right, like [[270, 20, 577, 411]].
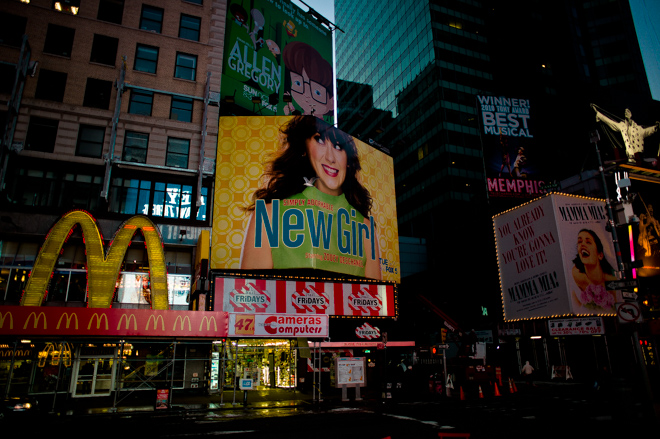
[[335, 0, 658, 325]]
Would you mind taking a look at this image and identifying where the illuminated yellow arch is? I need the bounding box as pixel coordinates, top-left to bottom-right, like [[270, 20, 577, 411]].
[[21, 210, 169, 309]]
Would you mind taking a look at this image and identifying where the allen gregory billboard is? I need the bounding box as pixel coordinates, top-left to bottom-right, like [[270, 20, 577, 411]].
[[222, 0, 334, 124], [212, 116, 400, 283]]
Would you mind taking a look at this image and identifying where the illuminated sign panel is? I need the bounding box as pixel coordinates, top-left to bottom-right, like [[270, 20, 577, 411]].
[[478, 95, 549, 199], [0, 306, 229, 337], [116, 273, 190, 306], [212, 116, 400, 283], [21, 211, 169, 309], [222, 0, 334, 124], [228, 313, 328, 337], [215, 276, 396, 317], [494, 193, 623, 321]]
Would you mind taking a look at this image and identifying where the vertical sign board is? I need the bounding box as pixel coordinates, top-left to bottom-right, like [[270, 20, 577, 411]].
[[222, 0, 334, 125], [477, 95, 548, 199], [494, 193, 623, 321], [335, 357, 366, 387]]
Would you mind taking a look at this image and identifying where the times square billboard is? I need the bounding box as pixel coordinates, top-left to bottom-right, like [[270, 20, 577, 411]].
[[478, 95, 549, 199], [494, 193, 623, 321], [211, 116, 400, 283], [222, 0, 334, 125]]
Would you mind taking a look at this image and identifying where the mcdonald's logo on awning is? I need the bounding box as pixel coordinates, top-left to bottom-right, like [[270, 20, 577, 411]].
[[146, 314, 165, 331], [174, 315, 191, 331], [56, 312, 79, 330], [118, 313, 137, 331], [200, 315, 217, 332], [24, 311, 47, 329], [0, 311, 13, 329], [88, 313, 108, 330]]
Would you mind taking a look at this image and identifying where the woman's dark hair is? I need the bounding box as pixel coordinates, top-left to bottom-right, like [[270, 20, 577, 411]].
[[247, 116, 372, 218], [572, 229, 615, 275]]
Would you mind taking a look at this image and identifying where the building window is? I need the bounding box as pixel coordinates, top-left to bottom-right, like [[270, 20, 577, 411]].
[[179, 14, 201, 41], [90, 34, 118, 66], [128, 90, 153, 116], [52, 0, 81, 15], [135, 44, 159, 74], [184, 0, 203, 5], [83, 78, 113, 109], [0, 65, 15, 94], [170, 96, 193, 122], [43, 24, 75, 57], [111, 179, 152, 215], [166, 137, 189, 169], [0, 13, 27, 47], [35, 69, 67, 102], [76, 125, 105, 158], [4, 167, 103, 211], [97, 0, 124, 24], [109, 177, 208, 222], [140, 5, 164, 33], [152, 183, 194, 218], [25, 117, 59, 153], [174, 53, 197, 81], [122, 131, 149, 163]]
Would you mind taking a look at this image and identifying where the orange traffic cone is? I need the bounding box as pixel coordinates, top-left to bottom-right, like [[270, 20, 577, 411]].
[[478, 385, 484, 399], [460, 386, 466, 401], [512, 380, 518, 393], [494, 382, 501, 397]]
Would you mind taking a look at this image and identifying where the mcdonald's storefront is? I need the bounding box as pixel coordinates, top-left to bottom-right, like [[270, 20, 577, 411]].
[[0, 306, 234, 403]]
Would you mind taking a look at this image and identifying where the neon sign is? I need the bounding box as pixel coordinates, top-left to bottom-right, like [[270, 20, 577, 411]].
[[20, 210, 169, 309]]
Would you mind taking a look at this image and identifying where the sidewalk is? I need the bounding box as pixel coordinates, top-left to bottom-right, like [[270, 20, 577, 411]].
[[35, 379, 659, 419]]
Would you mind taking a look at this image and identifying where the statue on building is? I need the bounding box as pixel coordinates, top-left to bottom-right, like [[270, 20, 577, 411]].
[[591, 104, 659, 164]]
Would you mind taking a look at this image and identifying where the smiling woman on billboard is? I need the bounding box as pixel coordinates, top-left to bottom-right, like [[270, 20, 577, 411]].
[[240, 116, 381, 279], [571, 229, 618, 311]]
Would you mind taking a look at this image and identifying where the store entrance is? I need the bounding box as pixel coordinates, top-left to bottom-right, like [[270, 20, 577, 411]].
[[225, 339, 296, 390], [71, 357, 115, 397]]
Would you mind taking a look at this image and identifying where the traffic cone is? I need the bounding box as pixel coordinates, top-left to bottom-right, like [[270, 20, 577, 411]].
[[478, 385, 484, 399], [512, 380, 518, 393], [494, 382, 501, 397], [460, 386, 466, 401]]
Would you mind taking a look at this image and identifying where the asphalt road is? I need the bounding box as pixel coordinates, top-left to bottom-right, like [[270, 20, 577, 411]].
[[3, 382, 658, 438]]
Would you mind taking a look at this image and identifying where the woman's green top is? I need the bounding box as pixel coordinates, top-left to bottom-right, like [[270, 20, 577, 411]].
[[271, 186, 371, 277]]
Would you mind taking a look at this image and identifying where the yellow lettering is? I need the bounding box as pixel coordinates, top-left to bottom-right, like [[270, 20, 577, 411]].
[[0, 312, 13, 329], [56, 312, 78, 330]]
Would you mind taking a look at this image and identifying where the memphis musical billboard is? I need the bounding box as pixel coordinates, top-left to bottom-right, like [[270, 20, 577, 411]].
[[212, 116, 400, 283], [478, 95, 549, 199], [222, 0, 334, 124]]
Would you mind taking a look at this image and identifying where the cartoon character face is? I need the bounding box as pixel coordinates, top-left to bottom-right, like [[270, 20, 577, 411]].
[[290, 68, 333, 117], [284, 20, 297, 37], [266, 40, 280, 56]]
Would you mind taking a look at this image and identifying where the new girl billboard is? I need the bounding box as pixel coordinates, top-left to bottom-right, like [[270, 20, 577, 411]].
[[212, 116, 400, 283], [478, 95, 547, 199], [223, 0, 334, 124], [494, 193, 623, 321]]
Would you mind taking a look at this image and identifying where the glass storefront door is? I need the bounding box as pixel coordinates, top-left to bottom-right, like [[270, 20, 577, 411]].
[[72, 357, 115, 397], [223, 339, 297, 390]]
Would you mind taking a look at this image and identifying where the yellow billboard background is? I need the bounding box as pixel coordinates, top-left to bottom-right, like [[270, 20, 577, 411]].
[[212, 116, 400, 283]]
